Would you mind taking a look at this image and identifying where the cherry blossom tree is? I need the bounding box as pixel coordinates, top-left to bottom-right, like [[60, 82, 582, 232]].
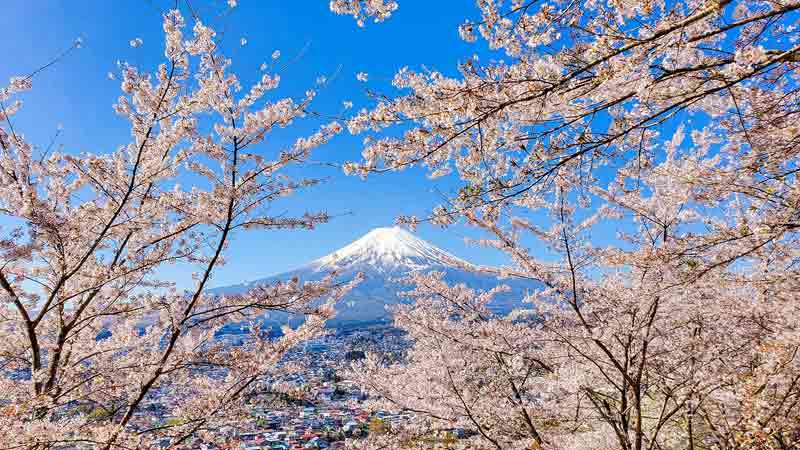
[[0, 6, 361, 449], [336, 0, 800, 449]]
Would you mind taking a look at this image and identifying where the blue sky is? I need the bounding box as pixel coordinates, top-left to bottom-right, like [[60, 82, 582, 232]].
[[1, 1, 526, 288]]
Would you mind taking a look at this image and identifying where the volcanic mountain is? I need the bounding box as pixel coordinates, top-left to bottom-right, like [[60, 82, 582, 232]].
[[210, 227, 535, 327]]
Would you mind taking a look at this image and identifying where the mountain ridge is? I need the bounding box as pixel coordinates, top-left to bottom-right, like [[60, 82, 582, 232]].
[[210, 227, 536, 327]]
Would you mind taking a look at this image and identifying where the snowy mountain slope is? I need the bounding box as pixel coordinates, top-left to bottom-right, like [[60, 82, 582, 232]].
[[209, 227, 538, 327], [311, 227, 472, 272]]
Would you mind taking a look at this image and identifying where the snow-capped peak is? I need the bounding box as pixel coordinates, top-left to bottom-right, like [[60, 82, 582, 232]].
[[209, 226, 534, 326], [311, 226, 471, 272]]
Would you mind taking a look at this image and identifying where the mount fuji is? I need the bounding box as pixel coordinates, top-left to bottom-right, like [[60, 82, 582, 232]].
[[210, 227, 537, 327]]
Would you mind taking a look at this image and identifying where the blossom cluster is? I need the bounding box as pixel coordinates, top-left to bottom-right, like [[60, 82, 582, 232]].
[[329, 0, 398, 27]]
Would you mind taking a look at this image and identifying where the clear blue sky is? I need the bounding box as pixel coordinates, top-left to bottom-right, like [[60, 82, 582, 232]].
[[2, 1, 533, 288]]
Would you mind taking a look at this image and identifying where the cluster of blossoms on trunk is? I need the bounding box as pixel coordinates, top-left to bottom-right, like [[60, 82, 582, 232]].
[[336, 0, 800, 449], [0, 8, 362, 450]]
